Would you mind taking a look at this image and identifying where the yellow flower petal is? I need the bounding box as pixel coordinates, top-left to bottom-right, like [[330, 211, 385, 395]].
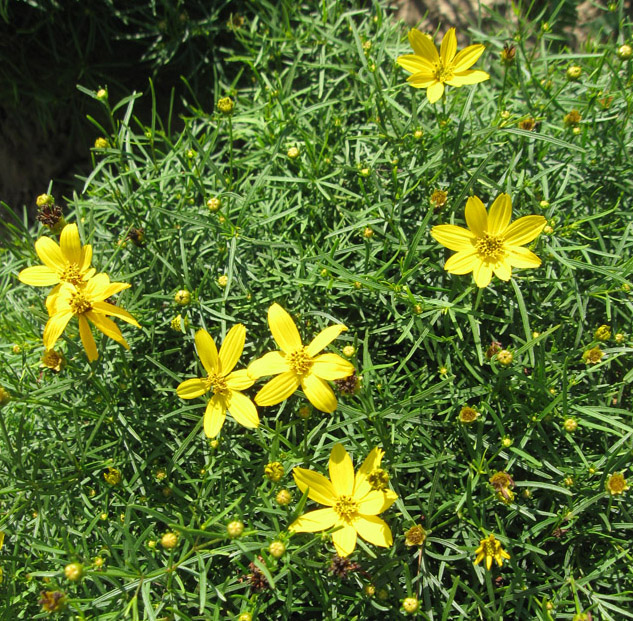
[[465, 196, 488, 236], [45, 284, 63, 316], [473, 262, 493, 288], [34, 236, 64, 272], [60, 223, 82, 265], [78, 314, 98, 362], [354, 447, 384, 498], [332, 522, 357, 557], [255, 371, 300, 407], [80, 244, 93, 272], [503, 215, 546, 246], [92, 302, 140, 328], [311, 353, 354, 381], [293, 467, 336, 506], [451, 43, 486, 72], [301, 373, 337, 413], [355, 515, 393, 548], [218, 324, 246, 375], [487, 193, 512, 236], [427, 80, 445, 103], [407, 73, 437, 88], [486, 555, 493, 571], [194, 329, 218, 374], [396, 54, 435, 75], [443, 249, 479, 274], [99, 281, 132, 300], [507, 246, 542, 268], [447, 69, 490, 86], [87, 311, 129, 349], [493, 261, 512, 281], [225, 369, 254, 391], [268, 303, 303, 354], [227, 390, 259, 429], [357, 489, 398, 515], [408, 29, 439, 63], [328, 444, 354, 497], [289, 508, 337, 533], [176, 378, 208, 399], [430, 224, 475, 252], [306, 324, 347, 357], [204, 395, 226, 438], [43, 310, 73, 350], [440, 28, 457, 65], [247, 351, 290, 379], [18, 265, 59, 286]]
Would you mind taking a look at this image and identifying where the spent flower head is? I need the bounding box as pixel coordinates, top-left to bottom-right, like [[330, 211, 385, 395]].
[[396, 27, 489, 103], [39, 590, 66, 613], [430, 193, 546, 288], [41, 349, 66, 372], [404, 524, 426, 546], [289, 444, 398, 556], [582, 346, 603, 365]]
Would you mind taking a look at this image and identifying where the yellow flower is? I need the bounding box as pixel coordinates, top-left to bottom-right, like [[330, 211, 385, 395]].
[[44, 273, 140, 361], [18, 224, 95, 297], [176, 326, 258, 437], [289, 444, 398, 557], [606, 472, 629, 495], [474, 533, 511, 570], [430, 193, 546, 288], [396, 28, 489, 103], [247, 304, 354, 413]]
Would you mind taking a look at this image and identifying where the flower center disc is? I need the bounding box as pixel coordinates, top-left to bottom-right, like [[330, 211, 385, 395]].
[[61, 263, 84, 286], [475, 233, 505, 261], [288, 347, 313, 375], [70, 291, 92, 314], [483, 539, 497, 557], [206, 373, 228, 395], [334, 495, 359, 521], [433, 61, 454, 82]]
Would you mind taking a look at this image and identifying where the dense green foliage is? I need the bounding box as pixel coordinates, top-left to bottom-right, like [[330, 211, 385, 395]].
[[1, 1, 632, 619]]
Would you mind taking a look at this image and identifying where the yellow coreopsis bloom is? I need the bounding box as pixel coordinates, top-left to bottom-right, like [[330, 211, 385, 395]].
[[18, 224, 95, 297], [396, 28, 489, 103], [289, 444, 398, 557], [474, 533, 511, 570], [431, 193, 546, 288], [43, 273, 140, 362], [247, 304, 354, 413], [176, 325, 258, 437]]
